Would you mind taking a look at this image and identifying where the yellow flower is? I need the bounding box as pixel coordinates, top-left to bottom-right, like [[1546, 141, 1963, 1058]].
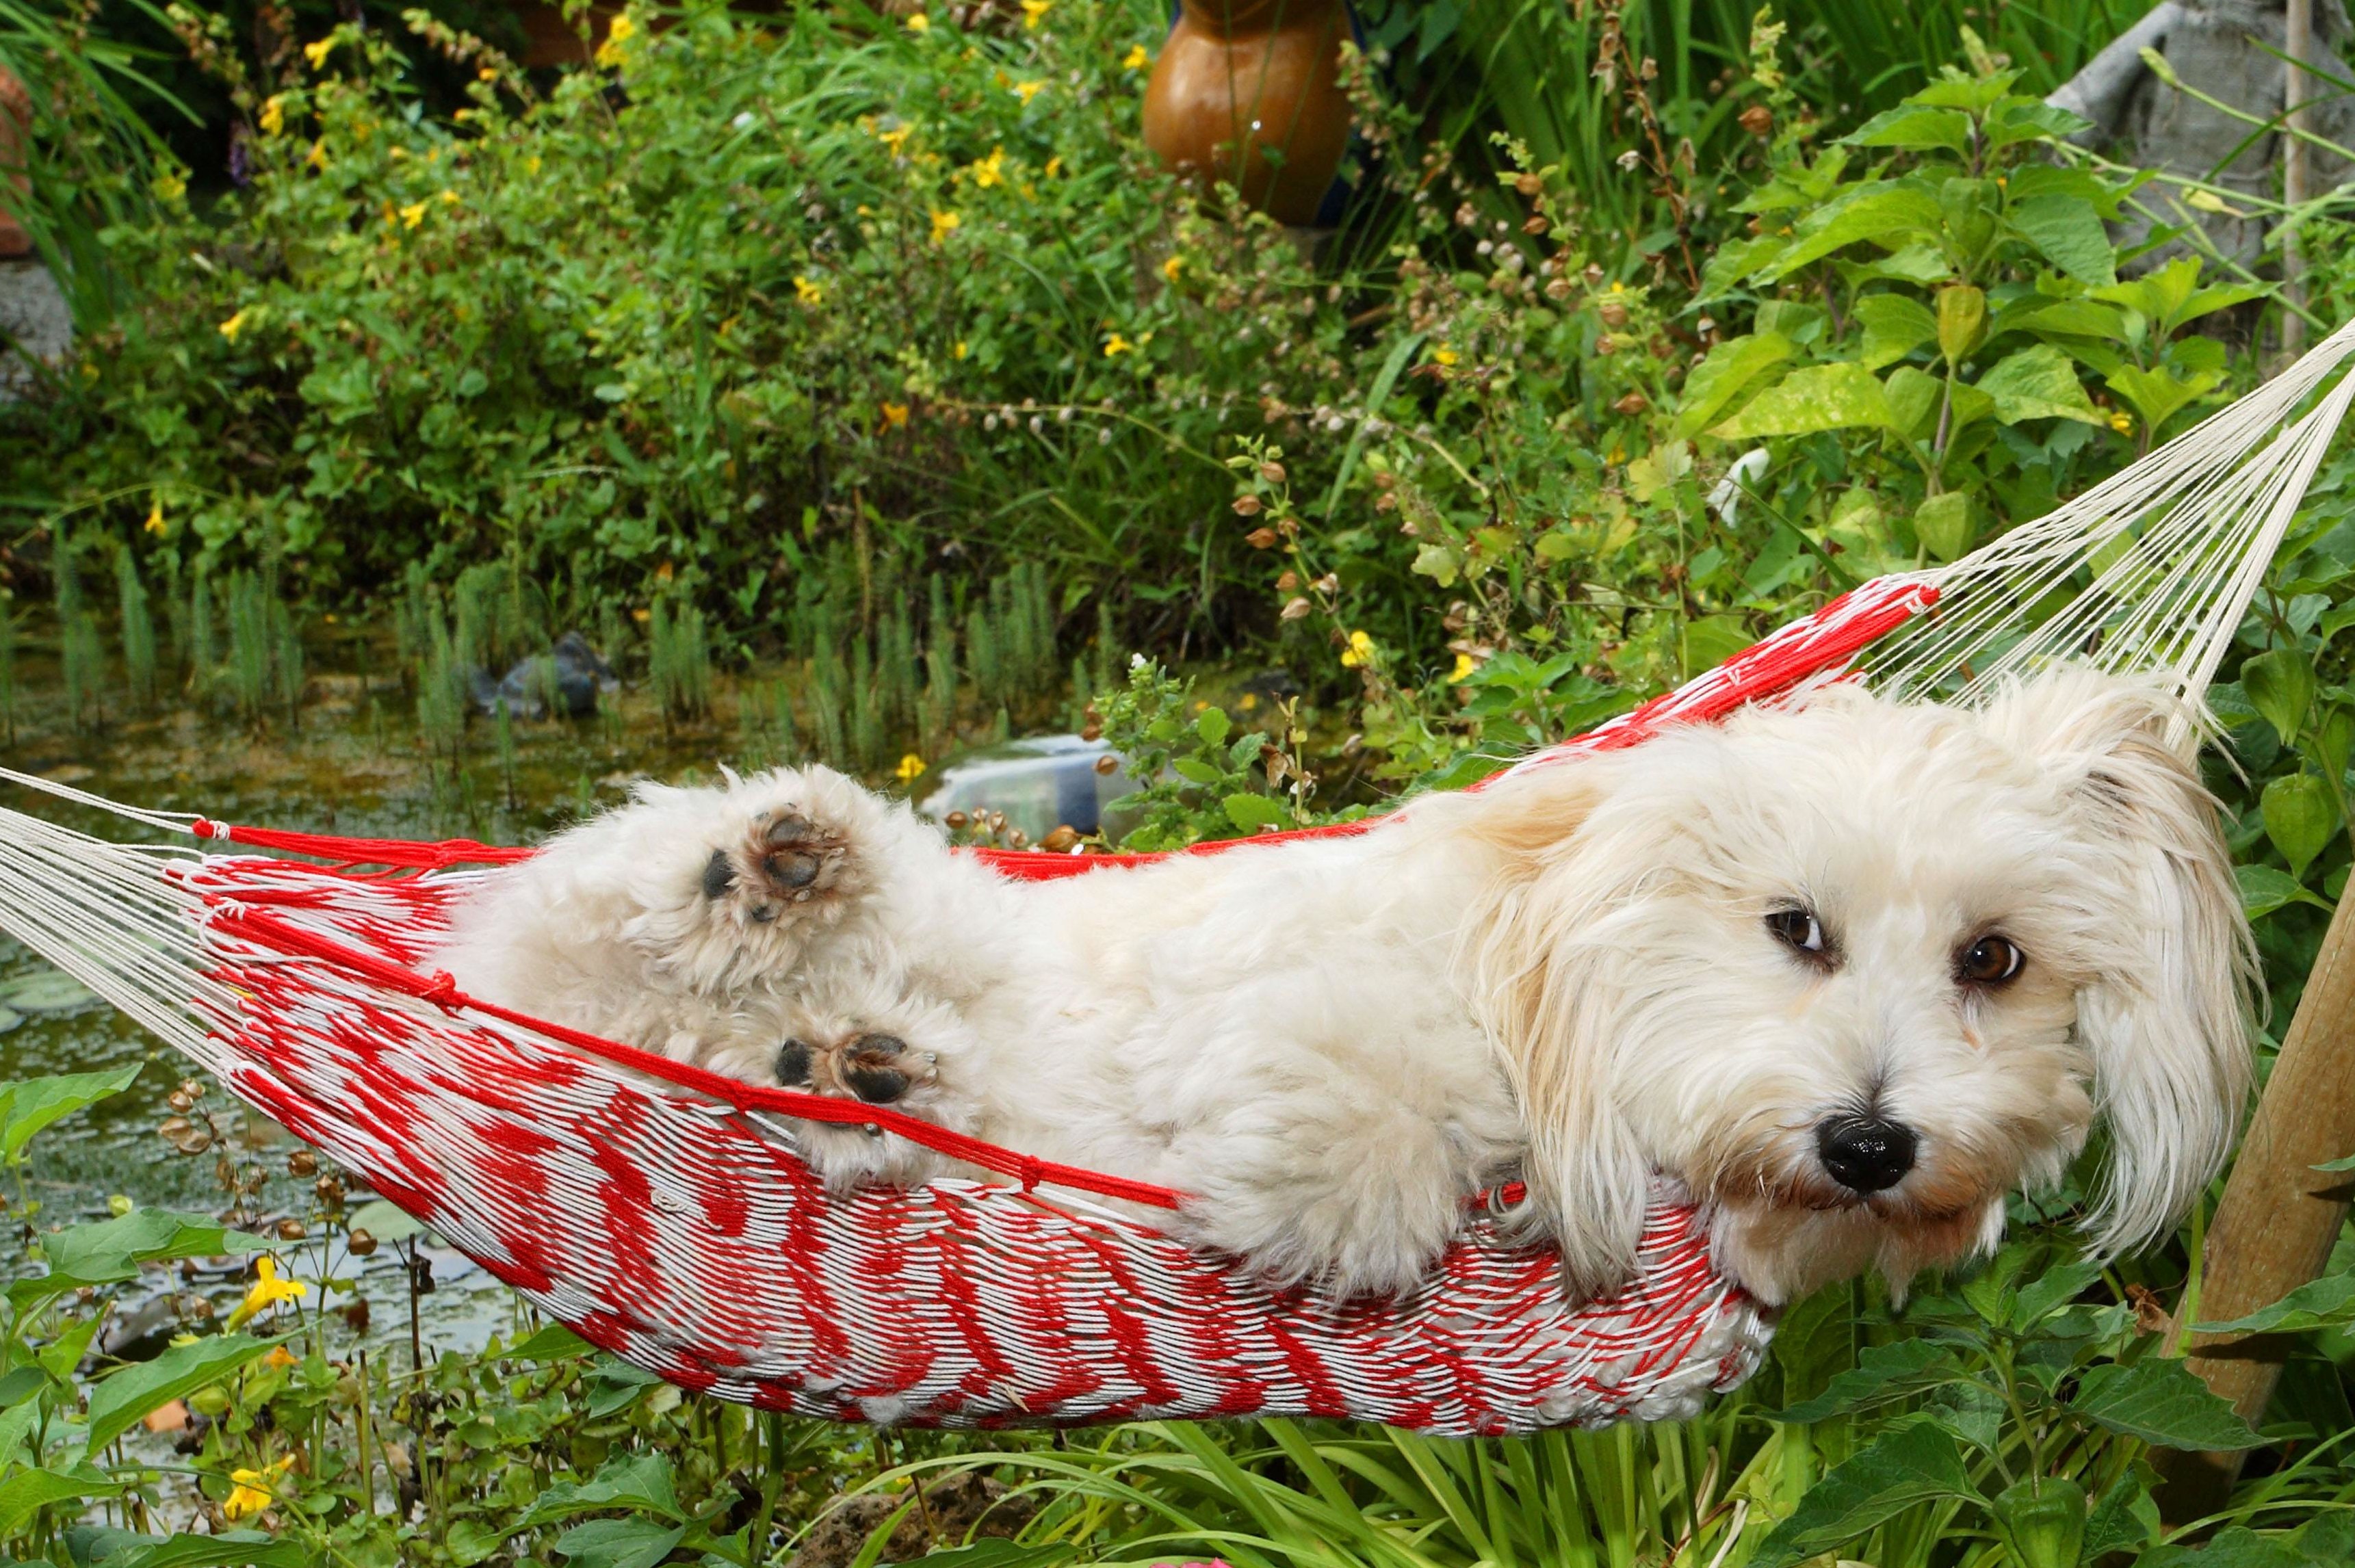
[[258, 96, 286, 137], [1432, 347, 1458, 366], [880, 401, 910, 429], [878, 123, 913, 155], [302, 36, 336, 69], [1448, 652, 1477, 683], [1103, 332, 1134, 356], [399, 200, 428, 228], [1338, 630, 1376, 668], [218, 309, 252, 343], [153, 168, 187, 202], [2109, 410, 2133, 434], [1020, 0, 1050, 27], [794, 275, 824, 305], [905, 11, 930, 29], [1043, 155, 1063, 178], [595, 12, 636, 65], [1013, 79, 1044, 104], [305, 141, 328, 171], [144, 499, 167, 537], [632, 607, 651, 624], [263, 1346, 300, 1370], [895, 754, 926, 783], [225, 1256, 307, 1330], [954, 339, 968, 360], [224, 1456, 294, 1523], [929, 209, 960, 244], [439, 189, 458, 205], [970, 147, 1005, 189], [1122, 42, 1149, 70]]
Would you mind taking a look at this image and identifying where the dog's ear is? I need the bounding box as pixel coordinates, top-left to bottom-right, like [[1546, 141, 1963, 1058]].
[[1454, 765, 1657, 1301], [1978, 669, 2254, 1259]]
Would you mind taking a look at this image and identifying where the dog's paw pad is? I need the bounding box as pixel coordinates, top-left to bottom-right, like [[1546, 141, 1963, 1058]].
[[775, 1030, 935, 1106]]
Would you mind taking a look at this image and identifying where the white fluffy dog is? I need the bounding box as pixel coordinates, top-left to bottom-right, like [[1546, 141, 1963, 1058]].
[[434, 667, 2252, 1305]]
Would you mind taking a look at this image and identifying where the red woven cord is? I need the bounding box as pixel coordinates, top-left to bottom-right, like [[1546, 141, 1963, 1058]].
[[200, 901, 1186, 1211], [187, 577, 1937, 878]]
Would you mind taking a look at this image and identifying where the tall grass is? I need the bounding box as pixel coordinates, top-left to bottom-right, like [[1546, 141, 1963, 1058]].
[[114, 546, 155, 711]]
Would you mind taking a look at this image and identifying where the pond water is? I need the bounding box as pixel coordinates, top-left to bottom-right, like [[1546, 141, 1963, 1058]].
[[1, 638, 770, 1367]]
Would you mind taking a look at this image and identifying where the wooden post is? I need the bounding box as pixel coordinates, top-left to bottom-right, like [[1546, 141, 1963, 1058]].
[[2154, 882, 2355, 1519], [2283, 0, 2314, 357]]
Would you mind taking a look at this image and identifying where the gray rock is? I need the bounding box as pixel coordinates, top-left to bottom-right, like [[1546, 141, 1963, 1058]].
[[0, 257, 70, 402]]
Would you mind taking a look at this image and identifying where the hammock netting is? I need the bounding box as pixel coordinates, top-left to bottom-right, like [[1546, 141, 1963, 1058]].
[[9, 321, 2355, 1435]]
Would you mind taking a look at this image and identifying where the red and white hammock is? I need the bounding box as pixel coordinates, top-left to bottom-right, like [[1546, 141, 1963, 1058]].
[[7, 322, 2355, 1435]]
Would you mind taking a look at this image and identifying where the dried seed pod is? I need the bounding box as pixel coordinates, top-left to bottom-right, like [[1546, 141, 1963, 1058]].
[[167, 1089, 196, 1114], [1005, 828, 1028, 849], [1583, 263, 1606, 287], [1080, 722, 1102, 742], [315, 1175, 346, 1206], [1598, 300, 1629, 330], [1040, 826, 1080, 852], [1513, 171, 1541, 197], [1613, 391, 1649, 415], [1246, 527, 1278, 549], [346, 1228, 379, 1258], [159, 1116, 213, 1155], [177, 1079, 206, 1103], [276, 1218, 307, 1241], [287, 1149, 318, 1177], [1279, 597, 1311, 620], [1258, 461, 1286, 484], [1232, 495, 1263, 517], [944, 810, 969, 828], [1093, 754, 1119, 775], [1739, 104, 1773, 138], [1522, 215, 1548, 235], [1276, 571, 1300, 591]]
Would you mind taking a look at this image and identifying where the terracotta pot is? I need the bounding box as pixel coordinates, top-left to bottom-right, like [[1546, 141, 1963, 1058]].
[[0, 68, 32, 259], [1142, 0, 1352, 228]]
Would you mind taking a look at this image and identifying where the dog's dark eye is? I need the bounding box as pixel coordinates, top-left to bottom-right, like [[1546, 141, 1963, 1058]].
[[1766, 906, 1829, 963], [1959, 935, 2024, 985]]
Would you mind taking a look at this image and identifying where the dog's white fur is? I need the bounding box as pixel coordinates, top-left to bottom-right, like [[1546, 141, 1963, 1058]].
[[434, 667, 2253, 1305]]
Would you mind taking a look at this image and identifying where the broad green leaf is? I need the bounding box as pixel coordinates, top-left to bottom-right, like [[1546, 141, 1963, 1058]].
[[1169, 759, 1225, 786], [1696, 233, 1793, 302], [1773, 1337, 1964, 1422], [2081, 1469, 2161, 1560], [1760, 182, 1945, 280], [2138, 1516, 2355, 1567], [2107, 363, 2220, 434], [1222, 794, 1287, 833], [1976, 345, 2101, 425], [518, 1451, 685, 1528], [74, 1529, 322, 1567], [1853, 296, 1937, 371], [447, 1519, 505, 1568], [344, 1198, 426, 1246], [503, 1322, 593, 1361], [0, 1465, 122, 1537], [2068, 1358, 2265, 1450], [1673, 332, 1795, 435], [1914, 493, 1977, 563], [1750, 1422, 1979, 1568], [2011, 194, 2117, 285], [2237, 864, 2330, 922], [2263, 774, 2339, 880], [0, 1064, 142, 1165], [1840, 105, 1972, 153], [0, 1395, 41, 1470], [2243, 646, 2318, 746], [1710, 363, 1898, 439], [2012, 1257, 2105, 1329], [1993, 298, 2129, 343], [84, 1333, 285, 1453], [1884, 366, 1944, 439], [1681, 615, 1753, 675], [1936, 285, 1985, 365], [0, 971, 96, 1013], [1772, 1284, 1856, 1409], [15, 1209, 268, 1311], [1194, 707, 1231, 747], [2198, 1271, 2355, 1335], [551, 1521, 686, 1568]]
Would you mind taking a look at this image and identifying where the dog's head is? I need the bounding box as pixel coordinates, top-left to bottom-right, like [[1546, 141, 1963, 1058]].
[[1458, 667, 2252, 1304]]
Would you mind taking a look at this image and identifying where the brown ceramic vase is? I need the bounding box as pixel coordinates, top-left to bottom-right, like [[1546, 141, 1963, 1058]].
[[0, 69, 33, 259], [1141, 0, 1351, 227]]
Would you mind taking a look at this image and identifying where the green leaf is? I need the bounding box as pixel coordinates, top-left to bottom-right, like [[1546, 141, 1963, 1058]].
[[2243, 647, 2317, 746], [2067, 1358, 2265, 1450], [1841, 105, 1972, 154], [2198, 1271, 2355, 1335], [1773, 1337, 1965, 1423], [0, 1064, 142, 1165], [2012, 1257, 2105, 1330], [1169, 758, 1225, 786], [1681, 614, 1753, 675], [1914, 493, 1977, 563], [84, 1333, 286, 1453], [68, 1527, 317, 1567], [15, 1209, 268, 1310], [1696, 233, 1793, 302], [1710, 363, 1899, 439], [1760, 182, 1945, 280], [1976, 344, 2102, 425], [2107, 363, 2220, 434], [0, 1465, 123, 1537], [1750, 1422, 1980, 1568], [0, 971, 97, 1013], [447, 1520, 506, 1568], [1990, 1476, 2087, 1568], [1194, 706, 1231, 748], [1853, 296, 1938, 371], [2237, 864, 2330, 922], [503, 1322, 593, 1361], [2081, 1468, 2161, 1560], [1223, 794, 1288, 833], [552, 1520, 687, 1568], [2011, 194, 2118, 286], [1673, 332, 1795, 435], [2263, 773, 2339, 880], [518, 1451, 685, 1528]]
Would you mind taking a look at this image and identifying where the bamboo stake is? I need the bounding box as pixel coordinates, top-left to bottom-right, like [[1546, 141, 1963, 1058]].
[[2155, 879, 2355, 1519], [2283, 0, 2313, 358]]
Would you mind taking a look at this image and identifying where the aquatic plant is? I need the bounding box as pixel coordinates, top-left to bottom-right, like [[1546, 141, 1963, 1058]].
[[113, 547, 156, 711], [53, 535, 102, 733], [414, 605, 467, 776], [647, 591, 713, 726], [0, 597, 14, 745], [494, 696, 519, 809]]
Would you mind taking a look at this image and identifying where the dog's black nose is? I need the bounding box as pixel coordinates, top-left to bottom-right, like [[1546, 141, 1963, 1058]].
[[1816, 1115, 1917, 1194]]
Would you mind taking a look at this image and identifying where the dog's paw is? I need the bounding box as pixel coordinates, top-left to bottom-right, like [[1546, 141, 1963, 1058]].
[[702, 802, 858, 928], [774, 1028, 937, 1108]]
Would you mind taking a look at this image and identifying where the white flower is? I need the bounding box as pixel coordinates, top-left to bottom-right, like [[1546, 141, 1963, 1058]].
[[1707, 447, 1771, 525], [733, 112, 755, 129]]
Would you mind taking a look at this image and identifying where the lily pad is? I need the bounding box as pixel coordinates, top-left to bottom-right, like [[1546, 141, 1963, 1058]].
[[0, 1008, 20, 1035], [0, 971, 97, 1014]]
